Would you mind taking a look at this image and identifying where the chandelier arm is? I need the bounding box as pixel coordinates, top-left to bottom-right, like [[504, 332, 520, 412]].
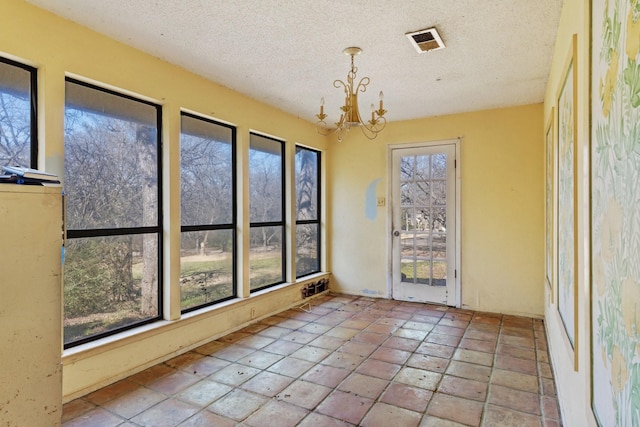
[[333, 79, 348, 92], [371, 115, 387, 130], [335, 110, 346, 129], [359, 123, 385, 140], [315, 120, 332, 136], [355, 77, 370, 94], [336, 124, 348, 143], [333, 79, 352, 114], [360, 115, 387, 139]]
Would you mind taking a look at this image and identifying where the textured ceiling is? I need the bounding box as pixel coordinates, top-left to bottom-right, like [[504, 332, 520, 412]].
[[26, 0, 563, 124]]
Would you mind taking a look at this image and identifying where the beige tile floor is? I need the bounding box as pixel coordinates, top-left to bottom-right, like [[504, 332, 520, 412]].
[[62, 293, 562, 426]]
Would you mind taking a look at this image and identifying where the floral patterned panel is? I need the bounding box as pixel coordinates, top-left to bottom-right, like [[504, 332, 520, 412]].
[[546, 110, 554, 295], [558, 46, 576, 349], [591, 0, 640, 425]]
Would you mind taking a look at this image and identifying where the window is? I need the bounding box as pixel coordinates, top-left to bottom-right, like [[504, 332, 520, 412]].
[[180, 113, 236, 311], [63, 78, 162, 347], [295, 146, 321, 277], [0, 57, 37, 168], [249, 133, 285, 291]]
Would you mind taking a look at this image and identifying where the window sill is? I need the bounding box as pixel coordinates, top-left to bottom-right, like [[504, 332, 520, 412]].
[[62, 272, 331, 363]]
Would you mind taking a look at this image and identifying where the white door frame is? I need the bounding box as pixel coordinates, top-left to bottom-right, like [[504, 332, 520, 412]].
[[386, 138, 462, 307]]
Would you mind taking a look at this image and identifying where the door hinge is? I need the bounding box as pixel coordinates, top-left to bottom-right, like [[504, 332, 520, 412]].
[[454, 269, 457, 278], [454, 159, 457, 168]]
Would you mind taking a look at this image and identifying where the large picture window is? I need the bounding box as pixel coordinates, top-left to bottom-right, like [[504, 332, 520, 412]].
[[295, 146, 321, 277], [63, 78, 162, 347], [180, 112, 236, 311], [0, 57, 37, 168], [249, 133, 285, 291]]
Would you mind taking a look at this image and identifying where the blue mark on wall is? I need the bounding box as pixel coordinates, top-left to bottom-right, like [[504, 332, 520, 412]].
[[365, 178, 381, 220]]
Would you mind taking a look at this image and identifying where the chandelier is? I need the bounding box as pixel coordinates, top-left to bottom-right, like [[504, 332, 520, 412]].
[[316, 47, 387, 142]]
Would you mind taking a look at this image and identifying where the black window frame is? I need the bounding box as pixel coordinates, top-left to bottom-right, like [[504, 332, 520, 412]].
[[249, 132, 286, 292], [179, 111, 237, 313], [295, 145, 322, 278], [0, 56, 38, 168], [63, 77, 163, 348]]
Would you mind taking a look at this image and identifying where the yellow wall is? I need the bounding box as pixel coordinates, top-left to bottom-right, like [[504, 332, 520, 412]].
[[2, 0, 550, 406], [328, 104, 545, 317], [1, 0, 329, 400]]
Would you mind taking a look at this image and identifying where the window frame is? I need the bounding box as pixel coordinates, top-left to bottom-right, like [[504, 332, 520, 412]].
[[0, 56, 38, 168], [63, 77, 163, 348], [179, 111, 237, 313], [295, 145, 322, 278], [249, 132, 286, 292]]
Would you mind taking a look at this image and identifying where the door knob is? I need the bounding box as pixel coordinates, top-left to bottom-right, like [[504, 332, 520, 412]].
[[393, 230, 400, 237]]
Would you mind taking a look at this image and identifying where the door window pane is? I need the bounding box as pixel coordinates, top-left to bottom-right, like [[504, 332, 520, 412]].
[[400, 156, 415, 181], [432, 233, 447, 259], [415, 234, 430, 258], [431, 153, 447, 178]]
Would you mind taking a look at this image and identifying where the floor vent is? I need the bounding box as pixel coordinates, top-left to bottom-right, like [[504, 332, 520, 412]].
[[301, 278, 329, 298], [406, 27, 445, 53]]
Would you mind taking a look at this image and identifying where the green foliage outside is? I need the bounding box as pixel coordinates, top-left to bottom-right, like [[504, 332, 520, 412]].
[[180, 259, 234, 309], [63, 238, 148, 343], [249, 254, 283, 290], [401, 260, 447, 285]]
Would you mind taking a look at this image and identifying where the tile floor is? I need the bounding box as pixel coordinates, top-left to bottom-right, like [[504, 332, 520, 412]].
[[62, 293, 562, 427]]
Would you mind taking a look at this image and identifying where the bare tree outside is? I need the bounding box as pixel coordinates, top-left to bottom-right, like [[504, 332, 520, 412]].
[[399, 153, 448, 286], [295, 146, 320, 277], [249, 134, 284, 290], [138, 125, 158, 315], [180, 114, 235, 311], [63, 80, 161, 345], [0, 59, 34, 168], [249, 149, 282, 244]]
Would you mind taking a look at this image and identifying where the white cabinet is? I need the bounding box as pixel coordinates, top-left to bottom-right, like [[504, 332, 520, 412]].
[[0, 185, 63, 426]]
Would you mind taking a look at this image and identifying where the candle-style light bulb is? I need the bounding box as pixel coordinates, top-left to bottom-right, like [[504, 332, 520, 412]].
[[370, 103, 375, 121], [379, 91, 384, 110], [320, 97, 325, 115]]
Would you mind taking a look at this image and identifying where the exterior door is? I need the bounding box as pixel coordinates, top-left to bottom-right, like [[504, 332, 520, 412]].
[[391, 143, 457, 305]]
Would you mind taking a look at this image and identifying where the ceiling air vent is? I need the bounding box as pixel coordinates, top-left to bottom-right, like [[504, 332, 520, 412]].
[[406, 27, 445, 53]]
